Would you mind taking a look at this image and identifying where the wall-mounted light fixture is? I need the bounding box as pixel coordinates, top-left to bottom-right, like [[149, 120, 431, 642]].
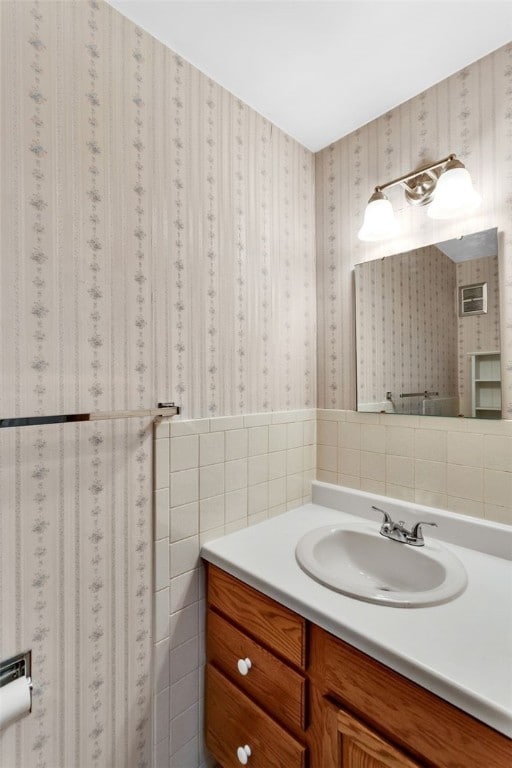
[[358, 154, 481, 242]]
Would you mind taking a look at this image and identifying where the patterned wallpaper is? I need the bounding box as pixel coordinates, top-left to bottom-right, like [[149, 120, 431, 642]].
[[0, 2, 316, 767], [457, 256, 501, 415], [0, 418, 152, 768], [316, 42, 512, 417], [355, 245, 458, 414], [0, 0, 316, 422]]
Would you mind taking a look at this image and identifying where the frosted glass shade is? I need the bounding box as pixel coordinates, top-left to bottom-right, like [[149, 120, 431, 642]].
[[358, 197, 398, 241], [427, 166, 481, 220]]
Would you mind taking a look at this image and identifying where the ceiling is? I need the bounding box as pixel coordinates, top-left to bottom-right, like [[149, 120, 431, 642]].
[[107, 1, 512, 152]]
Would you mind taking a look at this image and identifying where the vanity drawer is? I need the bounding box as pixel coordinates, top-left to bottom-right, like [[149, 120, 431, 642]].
[[206, 664, 307, 768], [207, 564, 306, 669], [207, 609, 307, 735]]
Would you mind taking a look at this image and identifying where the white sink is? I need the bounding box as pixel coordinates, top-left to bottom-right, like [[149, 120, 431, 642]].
[[295, 523, 467, 607]]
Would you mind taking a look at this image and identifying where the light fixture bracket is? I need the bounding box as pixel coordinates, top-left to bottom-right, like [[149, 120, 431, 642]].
[[401, 168, 440, 206]]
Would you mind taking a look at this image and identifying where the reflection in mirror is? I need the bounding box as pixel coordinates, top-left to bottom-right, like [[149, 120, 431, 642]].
[[355, 227, 500, 418]]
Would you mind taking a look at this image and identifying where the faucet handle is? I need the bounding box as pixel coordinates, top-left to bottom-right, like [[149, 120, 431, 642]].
[[409, 521, 438, 545], [371, 505, 393, 526]]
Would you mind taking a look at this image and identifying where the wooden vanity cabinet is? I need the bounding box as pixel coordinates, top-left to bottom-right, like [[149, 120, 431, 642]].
[[309, 625, 512, 768], [206, 564, 308, 767], [205, 564, 512, 768]]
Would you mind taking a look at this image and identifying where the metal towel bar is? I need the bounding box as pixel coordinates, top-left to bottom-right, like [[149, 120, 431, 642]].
[[0, 403, 180, 429]]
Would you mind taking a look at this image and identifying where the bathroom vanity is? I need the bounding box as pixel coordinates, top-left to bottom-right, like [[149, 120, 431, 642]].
[[202, 483, 512, 767]]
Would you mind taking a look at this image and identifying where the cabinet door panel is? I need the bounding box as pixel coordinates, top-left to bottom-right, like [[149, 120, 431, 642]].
[[336, 707, 422, 768], [310, 625, 512, 768]]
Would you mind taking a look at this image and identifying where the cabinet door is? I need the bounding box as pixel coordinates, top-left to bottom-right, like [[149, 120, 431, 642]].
[[335, 707, 422, 768], [309, 688, 422, 768]]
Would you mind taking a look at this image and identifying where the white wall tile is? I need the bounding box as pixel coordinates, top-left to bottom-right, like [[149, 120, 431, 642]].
[[269, 450, 287, 479], [338, 473, 361, 489], [385, 455, 414, 488], [317, 444, 337, 472], [154, 638, 171, 694], [287, 421, 303, 448], [317, 419, 338, 446], [225, 458, 248, 492], [225, 428, 248, 460], [361, 424, 386, 454], [447, 432, 483, 467], [154, 687, 170, 745], [445, 496, 484, 518], [154, 738, 170, 768], [484, 435, 512, 472], [225, 489, 247, 522], [248, 454, 269, 486], [385, 427, 415, 457], [338, 447, 360, 477], [155, 487, 170, 541], [287, 447, 303, 475], [155, 438, 170, 489], [155, 538, 170, 591], [360, 451, 386, 481], [171, 669, 199, 720], [199, 432, 225, 466], [199, 494, 225, 531], [170, 536, 200, 578], [170, 570, 199, 614], [248, 426, 269, 455], [414, 459, 447, 493], [360, 478, 386, 495], [286, 472, 303, 502], [484, 469, 512, 507], [414, 429, 447, 462], [210, 415, 244, 432], [269, 424, 287, 452], [171, 715, 199, 765], [269, 477, 287, 507], [170, 603, 200, 649], [170, 502, 199, 543], [170, 435, 199, 472], [154, 588, 170, 643], [446, 465, 484, 502], [171, 468, 199, 507], [303, 419, 316, 446], [170, 637, 199, 685], [200, 464, 225, 499], [339, 421, 361, 449], [248, 482, 268, 514], [170, 420, 209, 437]]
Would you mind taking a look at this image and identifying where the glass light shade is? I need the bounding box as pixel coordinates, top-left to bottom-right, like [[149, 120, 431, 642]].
[[358, 196, 398, 241], [427, 166, 481, 220]]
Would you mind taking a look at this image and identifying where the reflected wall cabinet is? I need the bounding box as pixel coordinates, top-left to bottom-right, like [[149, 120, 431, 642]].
[[469, 352, 501, 418]]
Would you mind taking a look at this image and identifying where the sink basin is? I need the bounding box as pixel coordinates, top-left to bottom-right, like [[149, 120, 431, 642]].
[[295, 523, 467, 607]]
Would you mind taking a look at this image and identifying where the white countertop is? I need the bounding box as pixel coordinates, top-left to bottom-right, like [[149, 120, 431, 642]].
[[201, 482, 512, 738]]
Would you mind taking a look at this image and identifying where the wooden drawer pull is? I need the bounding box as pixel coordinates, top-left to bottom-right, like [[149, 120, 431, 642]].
[[237, 657, 252, 676], [236, 744, 252, 764]]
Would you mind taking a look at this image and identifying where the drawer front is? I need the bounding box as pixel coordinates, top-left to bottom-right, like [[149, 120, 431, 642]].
[[206, 664, 306, 768], [207, 564, 306, 669], [207, 609, 307, 734]]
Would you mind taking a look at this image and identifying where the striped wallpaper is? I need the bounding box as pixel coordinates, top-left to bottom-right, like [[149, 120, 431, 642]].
[[316, 42, 512, 417], [0, 1, 315, 767]]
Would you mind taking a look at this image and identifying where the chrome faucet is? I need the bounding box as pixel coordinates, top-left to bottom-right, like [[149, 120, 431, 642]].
[[371, 505, 437, 547]]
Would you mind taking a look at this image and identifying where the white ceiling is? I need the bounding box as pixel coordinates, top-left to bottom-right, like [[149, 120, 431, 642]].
[[107, 1, 512, 152]]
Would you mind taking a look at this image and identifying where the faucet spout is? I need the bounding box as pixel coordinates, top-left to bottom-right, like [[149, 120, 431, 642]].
[[371, 506, 438, 546]]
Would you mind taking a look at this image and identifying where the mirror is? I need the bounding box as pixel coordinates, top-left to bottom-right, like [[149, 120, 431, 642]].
[[355, 227, 500, 418]]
